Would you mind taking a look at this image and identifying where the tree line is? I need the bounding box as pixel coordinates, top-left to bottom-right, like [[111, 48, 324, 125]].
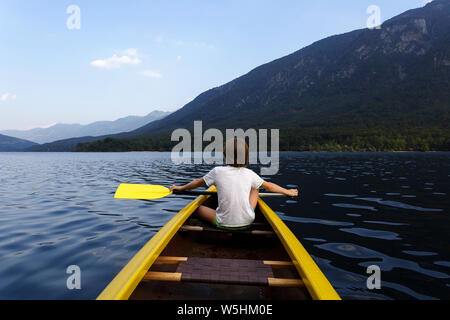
[[73, 126, 450, 152]]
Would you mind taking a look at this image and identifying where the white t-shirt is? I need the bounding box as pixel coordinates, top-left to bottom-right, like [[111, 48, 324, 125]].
[[203, 166, 264, 227]]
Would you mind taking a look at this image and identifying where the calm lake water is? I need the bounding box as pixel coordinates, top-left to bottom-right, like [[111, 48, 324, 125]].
[[0, 152, 449, 300]]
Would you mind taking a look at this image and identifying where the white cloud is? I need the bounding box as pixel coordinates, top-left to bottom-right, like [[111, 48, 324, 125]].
[[139, 70, 162, 78], [175, 40, 214, 49], [1, 93, 16, 102], [192, 42, 215, 50], [155, 36, 215, 50], [123, 48, 138, 56], [91, 49, 142, 69], [177, 55, 182, 61], [39, 122, 57, 129]]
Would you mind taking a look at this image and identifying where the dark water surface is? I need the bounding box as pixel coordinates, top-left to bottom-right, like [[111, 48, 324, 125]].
[[0, 152, 448, 300]]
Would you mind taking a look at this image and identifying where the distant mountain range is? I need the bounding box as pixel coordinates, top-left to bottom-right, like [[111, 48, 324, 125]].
[[34, 0, 450, 152], [0, 134, 37, 152], [1, 111, 170, 144]]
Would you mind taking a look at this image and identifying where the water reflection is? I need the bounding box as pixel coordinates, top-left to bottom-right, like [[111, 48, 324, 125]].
[[0, 152, 449, 300]]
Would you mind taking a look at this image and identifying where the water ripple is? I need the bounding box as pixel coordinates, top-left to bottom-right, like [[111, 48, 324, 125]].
[[332, 203, 378, 211], [355, 198, 443, 212], [339, 228, 401, 240], [316, 243, 449, 279]]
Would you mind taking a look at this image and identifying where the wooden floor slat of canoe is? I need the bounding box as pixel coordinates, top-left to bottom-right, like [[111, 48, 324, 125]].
[[143, 272, 305, 288], [180, 225, 275, 235], [155, 256, 294, 267], [143, 257, 304, 288]]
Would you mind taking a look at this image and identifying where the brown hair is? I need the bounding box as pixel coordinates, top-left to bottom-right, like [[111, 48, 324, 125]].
[[223, 138, 249, 167]]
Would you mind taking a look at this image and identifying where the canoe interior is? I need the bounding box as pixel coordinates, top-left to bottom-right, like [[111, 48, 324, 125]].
[[130, 196, 311, 300]]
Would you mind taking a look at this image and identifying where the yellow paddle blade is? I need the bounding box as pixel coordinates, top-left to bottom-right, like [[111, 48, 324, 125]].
[[114, 184, 172, 200]]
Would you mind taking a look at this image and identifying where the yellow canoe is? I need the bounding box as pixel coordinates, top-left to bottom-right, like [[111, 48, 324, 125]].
[[97, 187, 340, 300]]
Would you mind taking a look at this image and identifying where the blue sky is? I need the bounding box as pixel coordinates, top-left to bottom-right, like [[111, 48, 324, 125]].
[[0, 0, 432, 130]]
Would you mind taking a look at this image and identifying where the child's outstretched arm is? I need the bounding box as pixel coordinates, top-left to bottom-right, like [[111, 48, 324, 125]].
[[170, 178, 206, 192], [261, 181, 298, 197]]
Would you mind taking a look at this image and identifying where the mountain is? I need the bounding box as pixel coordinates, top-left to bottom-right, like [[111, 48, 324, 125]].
[[26, 111, 171, 152], [0, 134, 38, 152], [48, 1, 450, 152], [2, 111, 170, 144]]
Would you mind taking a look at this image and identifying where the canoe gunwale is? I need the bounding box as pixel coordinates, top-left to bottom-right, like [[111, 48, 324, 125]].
[[257, 199, 341, 300], [97, 189, 212, 300]]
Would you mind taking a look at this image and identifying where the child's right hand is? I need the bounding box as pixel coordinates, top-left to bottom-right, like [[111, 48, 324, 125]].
[[286, 189, 299, 197]]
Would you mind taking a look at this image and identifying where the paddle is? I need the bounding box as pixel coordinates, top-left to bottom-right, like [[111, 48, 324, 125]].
[[114, 183, 290, 200]]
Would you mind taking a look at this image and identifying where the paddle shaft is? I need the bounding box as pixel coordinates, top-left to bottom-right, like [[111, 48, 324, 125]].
[[172, 190, 291, 198]]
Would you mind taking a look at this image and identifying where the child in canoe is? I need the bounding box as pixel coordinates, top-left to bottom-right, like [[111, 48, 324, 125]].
[[170, 138, 298, 230]]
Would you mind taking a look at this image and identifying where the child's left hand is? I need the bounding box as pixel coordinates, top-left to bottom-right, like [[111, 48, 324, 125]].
[[170, 185, 184, 192], [286, 189, 299, 197]]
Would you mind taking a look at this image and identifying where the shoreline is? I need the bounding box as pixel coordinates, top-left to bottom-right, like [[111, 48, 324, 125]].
[[2, 150, 449, 154]]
